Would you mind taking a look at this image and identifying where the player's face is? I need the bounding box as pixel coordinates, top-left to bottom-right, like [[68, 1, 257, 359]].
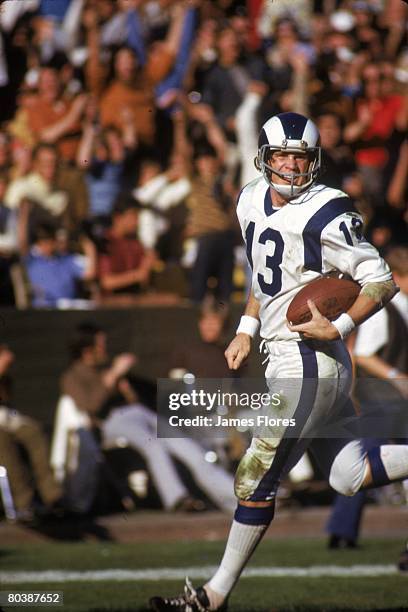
[[267, 150, 310, 186]]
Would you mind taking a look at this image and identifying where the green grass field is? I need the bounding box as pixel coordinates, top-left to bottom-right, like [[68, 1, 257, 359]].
[[1, 539, 407, 612]]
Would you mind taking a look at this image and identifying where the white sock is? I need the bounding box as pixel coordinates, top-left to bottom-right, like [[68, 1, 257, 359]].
[[205, 520, 267, 608], [380, 445, 408, 481]]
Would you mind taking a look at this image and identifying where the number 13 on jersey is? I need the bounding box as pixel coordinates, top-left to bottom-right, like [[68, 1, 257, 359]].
[[245, 221, 284, 298]]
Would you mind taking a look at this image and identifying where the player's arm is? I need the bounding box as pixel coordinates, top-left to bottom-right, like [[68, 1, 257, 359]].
[[342, 280, 397, 328], [225, 288, 260, 370], [288, 211, 398, 341], [225, 186, 260, 369], [288, 281, 398, 341]]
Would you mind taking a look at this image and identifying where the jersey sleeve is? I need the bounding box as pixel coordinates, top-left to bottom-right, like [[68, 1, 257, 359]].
[[236, 186, 248, 242], [236, 179, 261, 242], [321, 212, 392, 285]]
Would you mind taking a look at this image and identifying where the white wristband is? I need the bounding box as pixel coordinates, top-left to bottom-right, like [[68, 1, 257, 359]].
[[236, 315, 260, 338], [332, 313, 355, 339], [387, 368, 400, 379]]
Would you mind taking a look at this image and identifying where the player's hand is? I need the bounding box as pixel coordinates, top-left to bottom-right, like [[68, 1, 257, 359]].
[[225, 334, 251, 370], [287, 300, 339, 341]]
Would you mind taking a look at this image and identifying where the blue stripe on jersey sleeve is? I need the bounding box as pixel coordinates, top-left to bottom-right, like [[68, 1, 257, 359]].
[[303, 197, 355, 272]]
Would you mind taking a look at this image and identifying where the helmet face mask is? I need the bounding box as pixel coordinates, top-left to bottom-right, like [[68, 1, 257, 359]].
[[255, 113, 321, 199]]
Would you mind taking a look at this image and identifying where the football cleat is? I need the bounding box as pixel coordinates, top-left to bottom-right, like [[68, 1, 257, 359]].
[[149, 578, 225, 612]]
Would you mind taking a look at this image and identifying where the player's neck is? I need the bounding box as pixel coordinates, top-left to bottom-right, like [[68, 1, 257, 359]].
[[270, 187, 289, 208]]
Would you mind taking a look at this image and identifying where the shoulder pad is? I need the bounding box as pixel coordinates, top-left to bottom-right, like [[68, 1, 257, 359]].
[[237, 177, 264, 208]]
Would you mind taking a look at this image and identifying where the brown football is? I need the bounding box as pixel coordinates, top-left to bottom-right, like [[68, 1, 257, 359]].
[[286, 277, 361, 325]]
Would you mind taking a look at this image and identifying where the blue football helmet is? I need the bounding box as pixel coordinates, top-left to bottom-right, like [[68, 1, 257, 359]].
[[255, 112, 321, 199]]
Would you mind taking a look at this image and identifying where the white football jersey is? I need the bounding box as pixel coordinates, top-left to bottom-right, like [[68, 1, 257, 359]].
[[237, 178, 392, 341]]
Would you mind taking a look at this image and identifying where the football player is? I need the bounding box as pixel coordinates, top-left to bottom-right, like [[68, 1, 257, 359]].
[[149, 112, 408, 611]]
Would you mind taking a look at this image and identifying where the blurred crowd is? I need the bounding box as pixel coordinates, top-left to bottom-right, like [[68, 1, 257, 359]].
[[0, 0, 406, 308], [0, 309, 239, 523]]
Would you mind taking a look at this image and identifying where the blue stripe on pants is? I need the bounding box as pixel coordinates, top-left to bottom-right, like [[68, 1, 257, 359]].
[[250, 342, 318, 502]]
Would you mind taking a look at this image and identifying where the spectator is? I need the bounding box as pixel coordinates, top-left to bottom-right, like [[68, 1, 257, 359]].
[[256, 0, 312, 41], [351, 1, 383, 60], [5, 143, 67, 225], [5, 142, 88, 234], [0, 171, 19, 306], [77, 97, 136, 219], [0, 8, 33, 122], [199, 25, 259, 140], [0, 345, 63, 522], [316, 112, 357, 191], [155, 4, 197, 112], [170, 306, 232, 379], [98, 0, 148, 53], [364, 208, 408, 256], [184, 17, 218, 93], [32, 0, 86, 60], [386, 137, 408, 210], [98, 197, 155, 299], [133, 154, 191, 255], [10, 66, 88, 163], [262, 17, 314, 111], [234, 80, 268, 187], [0, 171, 18, 257], [8, 138, 32, 181], [185, 144, 235, 304], [377, 0, 407, 60], [85, 2, 187, 149], [22, 222, 97, 308], [61, 322, 236, 512], [343, 61, 407, 206], [0, 132, 11, 173]]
